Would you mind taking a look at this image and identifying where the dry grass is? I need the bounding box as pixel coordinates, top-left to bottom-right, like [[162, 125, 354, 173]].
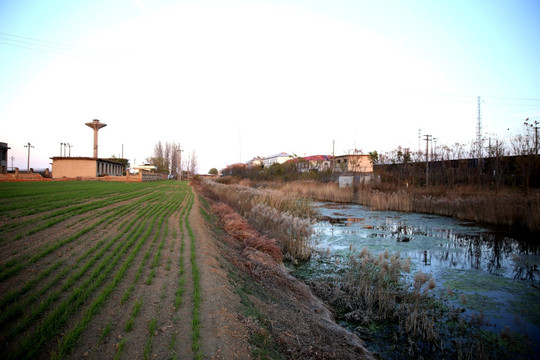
[[272, 180, 540, 233], [244, 236, 282, 263], [210, 202, 283, 263], [311, 248, 441, 355], [203, 179, 314, 260], [279, 181, 355, 203]]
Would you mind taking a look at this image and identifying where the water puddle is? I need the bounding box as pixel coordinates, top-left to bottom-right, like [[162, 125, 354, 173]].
[[296, 202, 540, 355]]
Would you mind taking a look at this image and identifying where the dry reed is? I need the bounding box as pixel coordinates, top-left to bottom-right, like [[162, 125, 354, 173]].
[[272, 180, 540, 233], [313, 248, 441, 354], [210, 202, 283, 263], [202, 179, 314, 260]]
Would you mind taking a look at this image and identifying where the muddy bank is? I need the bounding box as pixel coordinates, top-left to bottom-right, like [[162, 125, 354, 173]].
[[194, 188, 374, 359]]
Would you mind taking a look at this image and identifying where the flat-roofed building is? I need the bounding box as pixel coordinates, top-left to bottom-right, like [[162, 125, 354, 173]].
[[333, 154, 373, 173], [51, 157, 124, 179], [1, 142, 10, 173]]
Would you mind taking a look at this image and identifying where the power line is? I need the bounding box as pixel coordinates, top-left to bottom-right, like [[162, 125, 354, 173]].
[[0, 31, 113, 54], [0, 32, 116, 60]]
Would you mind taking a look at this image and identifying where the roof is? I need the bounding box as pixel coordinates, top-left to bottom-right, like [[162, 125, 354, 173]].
[[265, 152, 292, 159], [287, 155, 332, 163], [334, 154, 370, 159], [50, 157, 124, 165]]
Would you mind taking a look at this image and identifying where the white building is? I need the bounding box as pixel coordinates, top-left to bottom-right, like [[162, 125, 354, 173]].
[[132, 164, 158, 174], [262, 152, 293, 167]]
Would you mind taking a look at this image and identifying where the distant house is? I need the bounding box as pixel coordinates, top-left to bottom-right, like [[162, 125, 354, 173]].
[[333, 154, 373, 173], [246, 156, 264, 167], [263, 152, 293, 167], [51, 157, 124, 179], [1, 142, 9, 173], [132, 164, 158, 174], [290, 155, 333, 172]]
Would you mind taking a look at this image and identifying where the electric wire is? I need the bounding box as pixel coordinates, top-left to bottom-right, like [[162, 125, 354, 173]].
[[0, 31, 117, 60]]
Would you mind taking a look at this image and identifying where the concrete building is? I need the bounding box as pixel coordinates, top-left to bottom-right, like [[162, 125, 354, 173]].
[[246, 156, 263, 167], [333, 154, 373, 173], [51, 157, 124, 179], [290, 155, 333, 172], [263, 152, 293, 167], [1, 142, 10, 173]]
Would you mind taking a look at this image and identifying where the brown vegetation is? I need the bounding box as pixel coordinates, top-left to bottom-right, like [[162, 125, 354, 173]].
[[273, 180, 540, 233], [201, 178, 314, 260], [196, 189, 374, 359], [211, 202, 283, 263]]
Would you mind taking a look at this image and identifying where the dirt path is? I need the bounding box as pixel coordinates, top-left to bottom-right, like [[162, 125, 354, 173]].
[[190, 193, 251, 359]]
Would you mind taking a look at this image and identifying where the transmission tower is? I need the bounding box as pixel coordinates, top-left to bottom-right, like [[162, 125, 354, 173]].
[[476, 96, 482, 159], [424, 134, 432, 186]]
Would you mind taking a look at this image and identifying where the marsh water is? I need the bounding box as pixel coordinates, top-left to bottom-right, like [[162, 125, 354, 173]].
[[294, 202, 540, 355]]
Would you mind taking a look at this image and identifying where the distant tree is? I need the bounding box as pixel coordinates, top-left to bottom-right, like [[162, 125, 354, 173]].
[[108, 155, 129, 173], [208, 168, 218, 175], [147, 141, 168, 173], [368, 151, 379, 165], [184, 150, 198, 179], [147, 141, 181, 176], [511, 118, 540, 194]]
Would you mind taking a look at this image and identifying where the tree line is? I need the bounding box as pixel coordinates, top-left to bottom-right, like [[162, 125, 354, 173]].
[[147, 141, 198, 178], [221, 119, 539, 194]]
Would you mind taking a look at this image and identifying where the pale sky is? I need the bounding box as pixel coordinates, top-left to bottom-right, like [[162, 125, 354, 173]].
[[1, 0, 539, 173]]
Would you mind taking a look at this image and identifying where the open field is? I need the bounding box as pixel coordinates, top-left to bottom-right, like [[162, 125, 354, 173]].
[[1, 180, 377, 359], [0, 181, 250, 359]]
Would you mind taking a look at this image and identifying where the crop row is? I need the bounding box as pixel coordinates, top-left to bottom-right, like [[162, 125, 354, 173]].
[[0, 181, 192, 359], [0, 183, 157, 242]]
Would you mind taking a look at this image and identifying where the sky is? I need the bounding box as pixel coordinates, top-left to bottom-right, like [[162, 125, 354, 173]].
[[1, 0, 539, 174]]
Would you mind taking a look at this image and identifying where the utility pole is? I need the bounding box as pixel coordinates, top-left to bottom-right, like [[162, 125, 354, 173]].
[[60, 143, 64, 156], [332, 139, 335, 173], [25, 142, 34, 172], [68, 143, 72, 157], [424, 135, 431, 186], [10, 156, 14, 170], [418, 129, 422, 151]]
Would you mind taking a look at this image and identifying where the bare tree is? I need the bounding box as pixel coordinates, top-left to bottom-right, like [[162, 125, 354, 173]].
[[170, 143, 179, 178], [148, 141, 182, 175], [189, 150, 198, 178], [510, 119, 540, 194], [147, 141, 168, 173]]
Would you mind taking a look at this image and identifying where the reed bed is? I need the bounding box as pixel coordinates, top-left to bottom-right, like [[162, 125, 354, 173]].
[[201, 179, 313, 260], [311, 248, 440, 355], [211, 203, 283, 263], [279, 181, 355, 203], [274, 180, 540, 233], [202, 179, 314, 219]]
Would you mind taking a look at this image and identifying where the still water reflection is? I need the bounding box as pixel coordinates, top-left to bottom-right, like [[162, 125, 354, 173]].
[[313, 203, 540, 281], [298, 202, 540, 352]]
